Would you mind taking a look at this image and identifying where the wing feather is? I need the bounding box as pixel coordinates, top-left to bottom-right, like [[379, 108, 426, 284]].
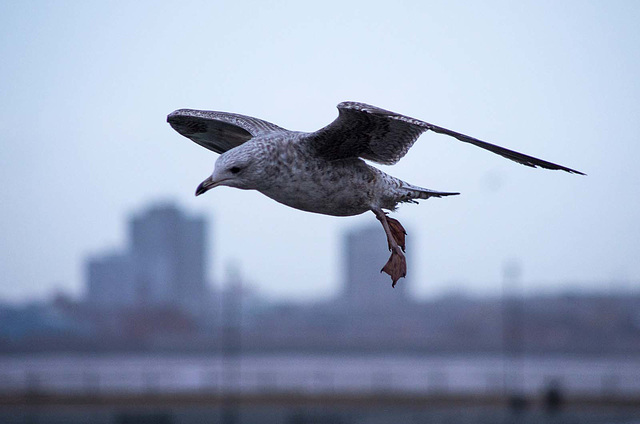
[[309, 102, 427, 165], [167, 109, 287, 154], [307, 102, 584, 174], [426, 125, 585, 174]]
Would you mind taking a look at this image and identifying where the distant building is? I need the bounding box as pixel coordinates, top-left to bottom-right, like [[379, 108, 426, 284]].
[[342, 225, 408, 310], [130, 203, 207, 314], [85, 202, 209, 316], [86, 253, 134, 308]]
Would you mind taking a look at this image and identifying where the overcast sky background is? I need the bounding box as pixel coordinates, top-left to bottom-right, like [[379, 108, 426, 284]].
[[1, 1, 638, 303]]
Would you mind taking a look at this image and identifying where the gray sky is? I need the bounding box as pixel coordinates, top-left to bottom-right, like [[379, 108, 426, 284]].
[[1, 1, 638, 303]]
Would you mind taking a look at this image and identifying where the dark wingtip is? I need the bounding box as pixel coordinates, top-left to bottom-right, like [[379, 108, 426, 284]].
[[534, 162, 587, 176]]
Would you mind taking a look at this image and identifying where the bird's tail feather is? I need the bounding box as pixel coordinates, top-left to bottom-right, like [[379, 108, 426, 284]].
[[402, 183, 460, 201]]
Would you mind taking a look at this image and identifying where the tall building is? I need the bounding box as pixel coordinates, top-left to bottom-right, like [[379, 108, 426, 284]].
[[342, 224, 408, 310], [130, 203, 208, 314], [85, 202, 209, 316], [86, 252, 135, 308]]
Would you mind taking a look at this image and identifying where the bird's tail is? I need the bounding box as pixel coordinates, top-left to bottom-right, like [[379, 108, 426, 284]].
[[401, 182, 460, 201]]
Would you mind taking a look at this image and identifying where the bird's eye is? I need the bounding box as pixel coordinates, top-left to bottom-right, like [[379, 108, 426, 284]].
[[229, 166, 241, 174]]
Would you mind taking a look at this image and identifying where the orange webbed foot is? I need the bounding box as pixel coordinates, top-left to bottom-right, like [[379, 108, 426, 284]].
[[381, 246, 407, 288], [372, 209, 409, 288]]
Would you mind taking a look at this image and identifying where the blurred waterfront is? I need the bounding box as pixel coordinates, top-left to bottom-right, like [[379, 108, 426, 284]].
[[2, 356, 640, 424], [2, 354, 640, 397], [4, 404, 640, 424]]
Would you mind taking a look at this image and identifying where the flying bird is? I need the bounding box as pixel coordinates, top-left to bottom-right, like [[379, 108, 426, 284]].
[[167, 102, 583, 287]]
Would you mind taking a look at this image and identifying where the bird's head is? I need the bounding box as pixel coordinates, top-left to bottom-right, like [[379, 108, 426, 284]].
[[195, 147, 260, 196]]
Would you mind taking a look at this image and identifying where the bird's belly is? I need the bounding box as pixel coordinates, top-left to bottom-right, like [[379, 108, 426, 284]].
[[259, 181, 372, 217]]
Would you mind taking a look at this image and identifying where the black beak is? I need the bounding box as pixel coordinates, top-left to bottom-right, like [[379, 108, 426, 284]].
[[195, 176, 217, 197]]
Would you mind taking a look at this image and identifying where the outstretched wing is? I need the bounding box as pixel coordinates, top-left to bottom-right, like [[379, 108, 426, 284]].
[[308, 102, 427, 165], [308, 101, 584, 174], [167, 109, 288, 154]]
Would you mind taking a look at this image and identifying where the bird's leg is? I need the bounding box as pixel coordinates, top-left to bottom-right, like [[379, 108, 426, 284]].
[[372, 209, 407, 288]]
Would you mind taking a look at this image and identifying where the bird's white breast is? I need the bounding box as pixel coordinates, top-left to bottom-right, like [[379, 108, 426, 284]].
[[253, 140, 377, 217]]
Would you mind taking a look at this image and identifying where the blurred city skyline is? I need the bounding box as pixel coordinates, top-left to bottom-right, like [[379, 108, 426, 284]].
[[84, 201, 416, 312], [2, 200, 639, 357], [1, 1, 639, 303], [1, 198, 632, 312], [84, 201, 638, 308], [4, 198, 636, 307]]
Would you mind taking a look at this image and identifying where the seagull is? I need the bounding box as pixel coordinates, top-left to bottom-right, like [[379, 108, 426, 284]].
[[167, 102, 583, 287]]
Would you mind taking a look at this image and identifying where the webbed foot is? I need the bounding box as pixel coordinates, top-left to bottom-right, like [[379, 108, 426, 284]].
[[372, 209, 408, 288], [381, 245, 407, 288]]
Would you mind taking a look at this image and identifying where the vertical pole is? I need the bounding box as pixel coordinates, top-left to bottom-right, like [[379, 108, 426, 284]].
[[502, 259, 526, 411], [221, 263, 242, 424]]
